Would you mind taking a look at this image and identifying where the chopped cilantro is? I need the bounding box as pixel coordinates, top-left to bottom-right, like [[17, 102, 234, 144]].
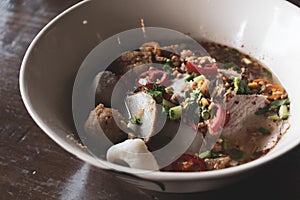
[[210, 152, 224, 158], [185, 72, 198, 82], [255, 98, 290, 115], [229, 148, 244, 160], [199, 150, 211, 159], [263, 68, 272, 78], [131, 116, 142, 125], [147, 90, 163, 102], [152, 82, 165, 92], [165, 88, 174, 94], [143, 83, 165, 102], [258, 127, 271, 135], [184, 90, 191, 98], [165, 58, 172, 65], [224, 62, 242, 73], [163, 63, 173, 75], [234, 77, 252, 94], [192, 88, 201, 97]]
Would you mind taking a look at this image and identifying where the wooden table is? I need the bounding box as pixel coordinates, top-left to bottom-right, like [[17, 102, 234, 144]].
[[1, 0, 300, 199]]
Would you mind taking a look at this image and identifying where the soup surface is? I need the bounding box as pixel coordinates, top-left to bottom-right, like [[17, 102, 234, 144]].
[[84, 41, 290, 172]]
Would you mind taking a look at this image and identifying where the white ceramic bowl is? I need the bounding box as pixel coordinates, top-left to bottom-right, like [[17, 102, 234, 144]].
[[20, 0, 300, 193]]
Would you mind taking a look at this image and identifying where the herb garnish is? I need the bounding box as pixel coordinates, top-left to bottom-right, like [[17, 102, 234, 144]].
[[168, 106, 182, 120], [185, 72, 198, 82], [263, 68, 272, 78], [224, 62, 242, 73], [229, 148, 244, 159], [131, 116, 143, 125], [143, 83, 165, 102], [234, 77, 252, 94], [258, 127, 271, 135], [255, 98, 290, 115]]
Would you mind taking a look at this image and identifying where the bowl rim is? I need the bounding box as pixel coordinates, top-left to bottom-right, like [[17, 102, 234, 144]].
[[19, 0, 300, 181]]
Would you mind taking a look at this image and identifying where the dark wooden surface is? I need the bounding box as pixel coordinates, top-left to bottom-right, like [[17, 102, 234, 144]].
[[1, 0, 300, 199]]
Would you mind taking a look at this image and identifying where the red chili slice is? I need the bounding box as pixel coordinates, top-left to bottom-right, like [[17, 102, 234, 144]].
[[186, 62, 218, 78], [144, 83, 154, 90], [162, 92, 172, 101], [224, 109, 230, 127], [186, 61, 200, 74], [144, 82, 173, 101], [137, 69, 168, 86], [209, 103, 225, 134], [171, 154, 206, 172]]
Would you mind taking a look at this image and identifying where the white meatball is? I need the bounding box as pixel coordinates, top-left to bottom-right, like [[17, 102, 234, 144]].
[[106, 139, 159, 170]]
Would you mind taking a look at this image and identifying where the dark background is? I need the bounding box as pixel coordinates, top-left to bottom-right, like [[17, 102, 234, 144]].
[[1, 0, 300, 199]]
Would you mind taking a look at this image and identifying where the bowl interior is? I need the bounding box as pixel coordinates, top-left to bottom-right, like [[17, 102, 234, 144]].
[[20, 0, 300, 175]]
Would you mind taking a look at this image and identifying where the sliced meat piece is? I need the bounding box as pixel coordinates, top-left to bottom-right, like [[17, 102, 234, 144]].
[[221, 94, 289, 158], [85, 104, 128, 144], [222, 95, 267, 142], [126, 92, 157, 142]]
